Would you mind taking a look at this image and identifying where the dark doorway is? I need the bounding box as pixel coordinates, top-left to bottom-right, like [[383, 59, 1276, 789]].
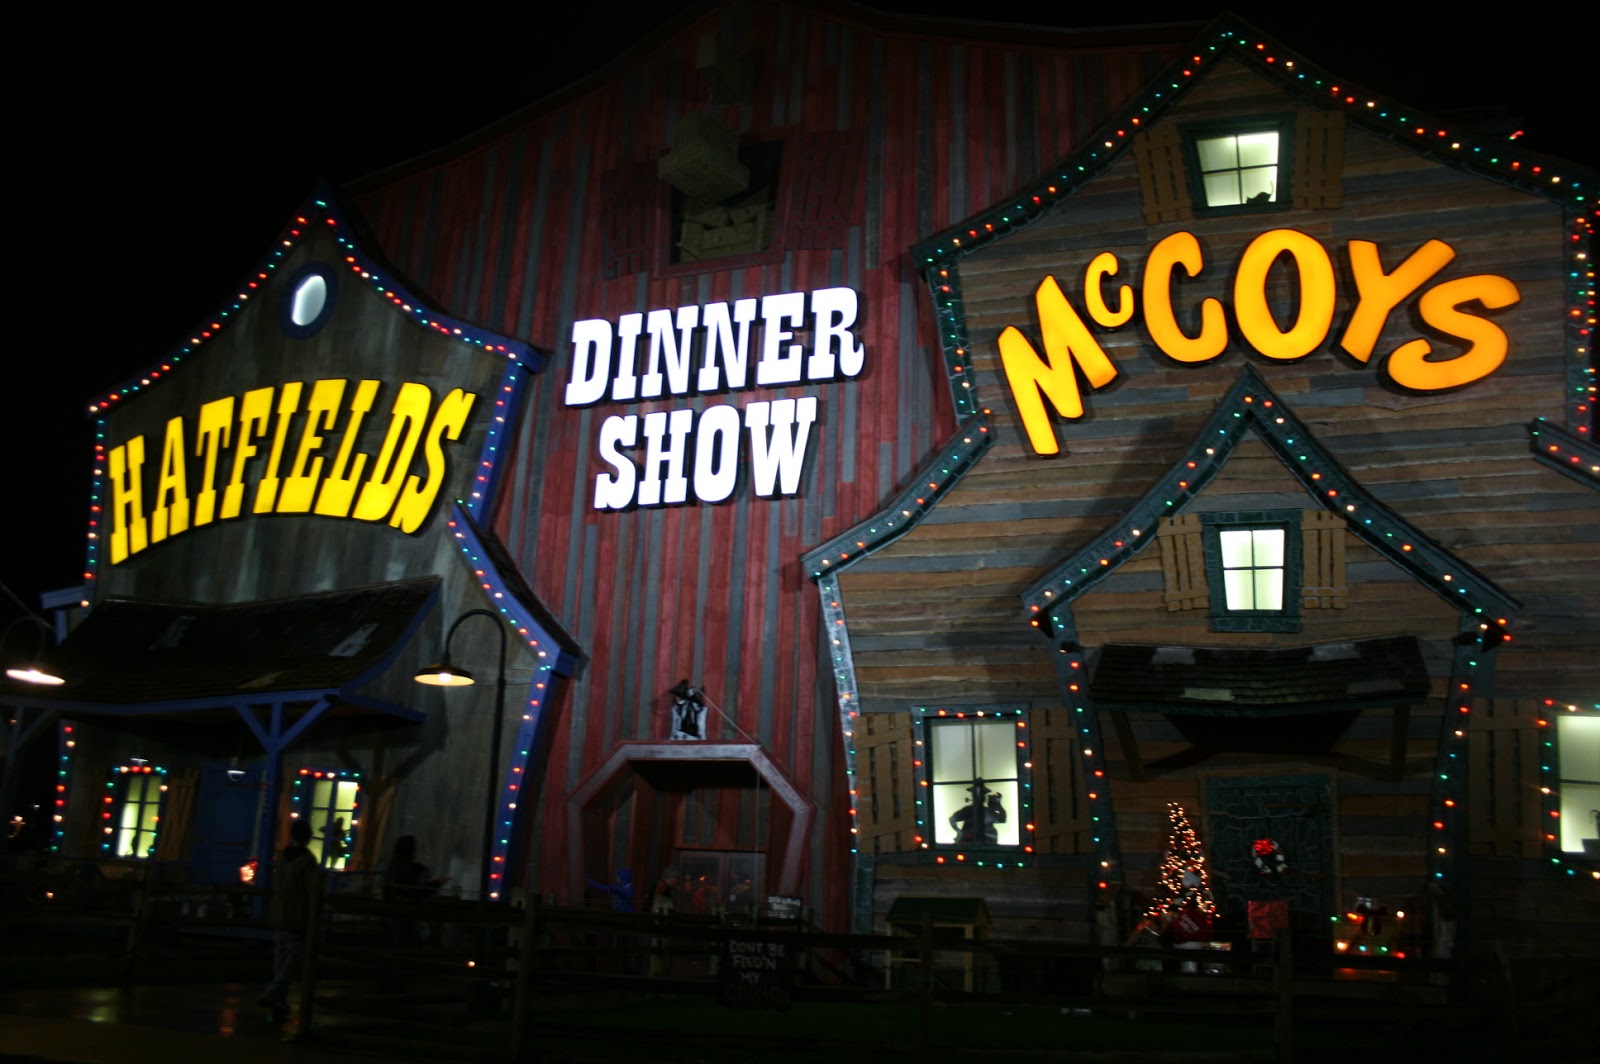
[[1205, 775, 1333, 938]]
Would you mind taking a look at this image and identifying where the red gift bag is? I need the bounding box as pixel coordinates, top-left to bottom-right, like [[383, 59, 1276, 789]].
[[1247, 899, 1289, 940]]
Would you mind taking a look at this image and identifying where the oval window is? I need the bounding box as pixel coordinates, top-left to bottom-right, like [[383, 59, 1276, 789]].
[[279, 263, 337, 338], [290, 274, 328, 326]]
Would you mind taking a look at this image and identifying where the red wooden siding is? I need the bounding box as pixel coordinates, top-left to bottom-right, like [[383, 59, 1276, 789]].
[[351, 3, 1183, 923]]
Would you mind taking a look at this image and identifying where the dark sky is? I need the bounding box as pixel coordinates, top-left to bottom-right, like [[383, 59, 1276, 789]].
[[4, 3, 1592, 626]]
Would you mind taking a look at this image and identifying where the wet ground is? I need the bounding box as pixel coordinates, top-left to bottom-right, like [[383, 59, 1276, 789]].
[[0, 980, 424, 1064]]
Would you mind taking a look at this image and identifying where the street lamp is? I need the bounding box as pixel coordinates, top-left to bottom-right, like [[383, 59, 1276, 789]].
[[1, 615, 65, 686], [414, 609, 507, 902]]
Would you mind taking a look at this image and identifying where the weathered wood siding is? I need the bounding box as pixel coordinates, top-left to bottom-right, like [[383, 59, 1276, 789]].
[[837, 55, 1594, 931], [95, 225, 509, 605], [351, 3, 1182, 923]]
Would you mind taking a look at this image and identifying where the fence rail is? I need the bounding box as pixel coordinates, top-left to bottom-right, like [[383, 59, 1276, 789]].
[[1, 856, 1467, 1063]]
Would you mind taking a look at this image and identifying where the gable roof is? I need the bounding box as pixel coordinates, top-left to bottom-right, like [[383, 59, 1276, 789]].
[[911, 14, 1596, 452], [1025, 366, 1519, 640], [910, 13, 1594, 271]]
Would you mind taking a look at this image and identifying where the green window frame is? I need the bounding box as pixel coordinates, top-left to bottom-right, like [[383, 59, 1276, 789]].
[[1202, 510, 1302, 632], [911, 707, 1033, 858], [103, 765, 167, 859], [1551, 709, 1600, 859], [1184, 115, 1294, 214]]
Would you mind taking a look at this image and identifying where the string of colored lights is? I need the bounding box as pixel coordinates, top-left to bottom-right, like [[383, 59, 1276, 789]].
[[1024, 370, 1521, 900], [289, 767, 362, 868], [815, 574, 863, 862], [49, 721, 75, 853], [99, 764, 168, 857], [1050, 628, 1119, 900], [444, 503, 570, 901], [1537, 700, 1600, 881], [804, 415, 991, 578], [911, 706, 1035, 870], [911, 19, 1594, 447], [79, 191, 542, 599], [1527, 418, 1600, 489], [1144, 803, 1217, 922]]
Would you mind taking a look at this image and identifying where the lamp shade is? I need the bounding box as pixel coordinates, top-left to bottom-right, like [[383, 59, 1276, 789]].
[[5, 664, 65, 685], [414, 662, 476, 687]]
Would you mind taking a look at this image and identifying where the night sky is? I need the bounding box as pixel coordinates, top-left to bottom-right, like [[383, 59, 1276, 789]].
[[4, 3, 1592, 628]]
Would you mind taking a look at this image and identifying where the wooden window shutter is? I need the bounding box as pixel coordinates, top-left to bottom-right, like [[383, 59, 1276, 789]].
[[1132, 123, 1192, 225], [1467, 699, 1544, 858], [1157, 513, 1208, 610], [1300, 508, 1348, 609], [1032, 708, 1091, 853], [855, 711, 917, 853], [1291, 107, 1344, 210]]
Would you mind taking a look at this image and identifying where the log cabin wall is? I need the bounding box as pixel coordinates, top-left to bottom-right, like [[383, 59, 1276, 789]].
[[349, 2, 1186, 923], [834, 49, 1596, 944]]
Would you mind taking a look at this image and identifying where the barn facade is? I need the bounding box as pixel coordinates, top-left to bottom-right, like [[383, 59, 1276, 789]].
[[4, 4, 1594, 971]]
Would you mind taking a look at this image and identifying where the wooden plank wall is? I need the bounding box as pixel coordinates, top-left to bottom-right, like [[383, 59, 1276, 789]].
[[853, 707, 1093, 856], [97, 226, 507, 605], [838, 55, 1595, 926], [351, 2, 1182, 925], [1467, 698, 1544, 859]]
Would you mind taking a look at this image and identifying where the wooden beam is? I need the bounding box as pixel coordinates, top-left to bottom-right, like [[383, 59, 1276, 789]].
[[1110, 713, 1147, 782]]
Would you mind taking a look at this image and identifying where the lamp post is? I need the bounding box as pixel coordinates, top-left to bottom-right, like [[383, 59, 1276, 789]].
[[414, 608, 507, 902], [1, 615, 65, 846]]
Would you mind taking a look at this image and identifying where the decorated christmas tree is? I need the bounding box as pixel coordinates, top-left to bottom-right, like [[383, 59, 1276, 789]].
[[1144, 802, 1217, 927]]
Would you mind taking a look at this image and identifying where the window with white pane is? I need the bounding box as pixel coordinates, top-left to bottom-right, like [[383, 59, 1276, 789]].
[[916, 710, 1028, 850], [1187, 118, 1292, 212], [1219, 528, 1286, 610], [1554, 713, 1600, 856], [292, 768, 361, 870], [1202, 511, 1301, 632], [104, 765, 167, 859]]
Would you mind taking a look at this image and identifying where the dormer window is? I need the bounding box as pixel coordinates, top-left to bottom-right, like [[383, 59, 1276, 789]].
[[1135, 110, 1343, 223], [1193, 129, 1282, 209], [1201, 510, 1302, 632], [1217, 527, 1286, 610]]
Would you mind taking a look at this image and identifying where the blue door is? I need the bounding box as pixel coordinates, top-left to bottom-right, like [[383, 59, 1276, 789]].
[[189, 765, 263, 884]]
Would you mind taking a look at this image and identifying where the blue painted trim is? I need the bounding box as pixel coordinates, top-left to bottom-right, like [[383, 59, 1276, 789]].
[[235, 704, 271, 749], [444, 503, 578, 900], [464, 359, 533, 523]]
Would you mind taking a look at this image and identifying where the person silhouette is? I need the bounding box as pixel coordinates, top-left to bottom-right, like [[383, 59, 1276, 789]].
[[949, 783, 1006, 844]]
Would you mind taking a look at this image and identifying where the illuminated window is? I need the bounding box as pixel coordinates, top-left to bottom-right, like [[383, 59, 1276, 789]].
[[290, 274, 327, 326], [1185, 117, 1293, 213], [279, 262, 337, 338], [105, 766, 167, 859], [1202, 511, 1301, 632], [1555, 714, 1600, 857], [915, 711, 1028, 849], [292, 769, 361, 870], [1219, 528, 1285, 610]]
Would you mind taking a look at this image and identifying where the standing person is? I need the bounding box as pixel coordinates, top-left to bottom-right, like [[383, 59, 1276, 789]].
[[381, 835, 444, 993], [260, 819, 322, 1024], [383, 834, 445, 905]]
